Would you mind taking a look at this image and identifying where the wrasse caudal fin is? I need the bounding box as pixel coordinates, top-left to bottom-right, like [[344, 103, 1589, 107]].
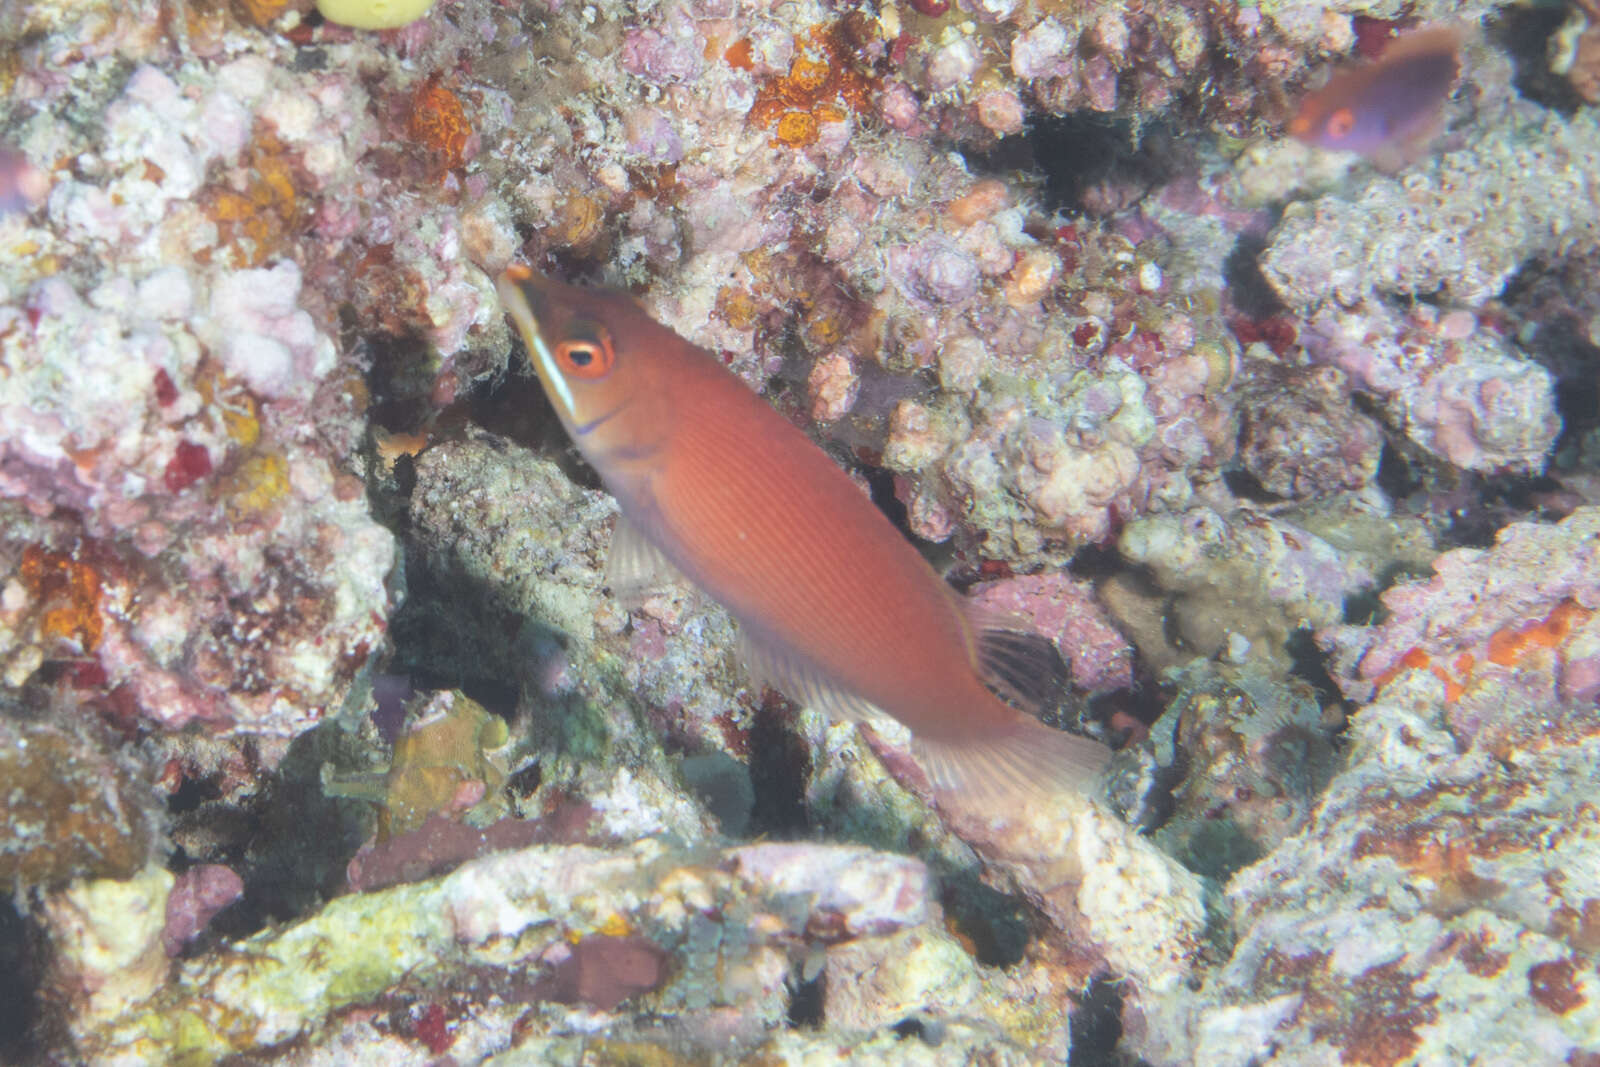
[[913, 717, 1107, 806]]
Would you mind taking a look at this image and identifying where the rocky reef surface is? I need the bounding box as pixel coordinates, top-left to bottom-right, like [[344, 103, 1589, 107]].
[[1, 0, 1598, 1062]]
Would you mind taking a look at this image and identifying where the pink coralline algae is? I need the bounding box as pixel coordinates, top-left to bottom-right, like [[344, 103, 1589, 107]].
[[162, 864, 245, 956], [890, 236, 982, 307], [532, 934, 671, 1011], [1302, 300, 1559, 474]]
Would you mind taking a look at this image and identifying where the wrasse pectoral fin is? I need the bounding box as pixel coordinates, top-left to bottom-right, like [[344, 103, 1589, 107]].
[[605, 514, 684, 607], [973, 626, 1072, 713], [737, 632, 894, 726], [913, 719, 1107, 806]]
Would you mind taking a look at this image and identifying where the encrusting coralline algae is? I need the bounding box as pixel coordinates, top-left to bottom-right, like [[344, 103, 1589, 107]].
[[1, 0, 1598, 1061]]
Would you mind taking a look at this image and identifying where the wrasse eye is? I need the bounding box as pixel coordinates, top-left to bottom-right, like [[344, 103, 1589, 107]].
[[556, 328, 616, 379], [1325, 107, 1357, 140]]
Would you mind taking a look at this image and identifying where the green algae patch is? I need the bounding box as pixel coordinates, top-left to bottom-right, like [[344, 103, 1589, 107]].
[[87, 880, 455, 1062]]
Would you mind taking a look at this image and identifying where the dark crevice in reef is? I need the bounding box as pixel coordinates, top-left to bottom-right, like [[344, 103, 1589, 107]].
[[467, 342, 607, 494], [165, 725, 374, 946], [861, 463, 914, 545], [1373, 440, 1422, 504], [939, 870, 1031, 968], [355, 325, 438, 440], [966, 112, 1184, 217], [0, 897, 41, 1065], [1502, 256, 1600, 463], [1441, 471, 1576, 550], [1486, 6, 1587, 115], [785, 966, 825, 1028], [1359, 394, 1573, 553], [1069, 973, 1144, 1067], [746, 694, 812, 838], [1220, 466, 1282, 504], [1285, 627, 1347, 710], [1221, 230, 1287, 321]]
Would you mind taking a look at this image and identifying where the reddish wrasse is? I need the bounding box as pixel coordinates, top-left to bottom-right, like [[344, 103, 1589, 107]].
[[497, 266, 1105, 803]]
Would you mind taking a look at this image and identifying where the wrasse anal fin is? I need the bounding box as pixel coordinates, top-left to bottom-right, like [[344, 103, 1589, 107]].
[[913, 720, 1106, 806]]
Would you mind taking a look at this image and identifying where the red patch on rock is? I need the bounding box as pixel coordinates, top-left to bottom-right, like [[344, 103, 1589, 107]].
[[163, 441, 212, 493]]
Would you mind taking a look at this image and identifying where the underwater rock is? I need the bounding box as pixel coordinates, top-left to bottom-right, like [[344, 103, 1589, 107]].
[[1142, 661, 1337, 881], [1302, 298, 1559, 474], [1264, 108, 1600, 310], [0, 712, 162, 888], [1117, 505, 1377, 671], [1321, 506, 1600, 711], [1131, 670, 1600, 1065], [70, 839, 945, 1062], [39, 866, 174, 1029]]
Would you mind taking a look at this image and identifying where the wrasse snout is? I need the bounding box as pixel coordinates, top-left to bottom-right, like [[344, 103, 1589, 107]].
[[496, 266, 1107, 803]]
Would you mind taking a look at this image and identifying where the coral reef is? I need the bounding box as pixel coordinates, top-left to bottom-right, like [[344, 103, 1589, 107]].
[[59, 839, 1046, 1063], [1322, 506, 1600, 710], [1141, 661, 1337, 880], [1552, 0, 1600, 104], [2, 0, 1598, 1059], [0, 710, 161, 888], [1133, 673, 1600, 1065]]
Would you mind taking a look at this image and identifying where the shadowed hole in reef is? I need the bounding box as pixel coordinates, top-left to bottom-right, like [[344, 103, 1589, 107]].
[[1285, 627, 1344, 708], [862, 464, 913, 542], [0, 897, 38, 1062], [940, 870, 1030, 968], [1069, 974, 1134, 1067], [1221, 467, 1281, 504], [1486, 5, 1586, 114], [892, 1016, 948, 1045], [468, 336, 607, 494], [163, 725, 375, 947], [747, 693, 811, 837], [786, 968, 825, 1028], [1373, 440, 1422, 503], [964, 112, 1182, 217], [1222, 231, 1288, 320]]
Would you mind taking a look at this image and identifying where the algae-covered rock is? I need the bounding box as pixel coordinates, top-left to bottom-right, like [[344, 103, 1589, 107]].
[[0, 713, 161, 888]]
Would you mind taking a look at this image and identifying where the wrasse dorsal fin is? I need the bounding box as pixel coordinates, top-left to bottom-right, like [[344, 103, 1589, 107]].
[[605, 513, 684, 607], [737, 630, 893, 726], [913, 718, 1107, 806]]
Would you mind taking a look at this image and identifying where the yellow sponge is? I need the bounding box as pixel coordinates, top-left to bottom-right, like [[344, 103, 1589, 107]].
[[316, 0, 435, 30]]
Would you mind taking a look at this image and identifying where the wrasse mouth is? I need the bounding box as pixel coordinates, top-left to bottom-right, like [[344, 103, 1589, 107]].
[[572, 403, 627, 436], [496, 264, 554, 325], [496, 265, 579, 420]]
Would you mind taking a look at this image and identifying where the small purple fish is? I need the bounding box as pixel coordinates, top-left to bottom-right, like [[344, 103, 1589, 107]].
[[0, 147, 49, 216], [1288, 25, 1463, 160]]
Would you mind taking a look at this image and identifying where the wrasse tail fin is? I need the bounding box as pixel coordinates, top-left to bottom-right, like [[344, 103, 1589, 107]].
[[605, 514, 683, 606], [738, 631, 893, 726], [913, 717, 1107, 805]]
